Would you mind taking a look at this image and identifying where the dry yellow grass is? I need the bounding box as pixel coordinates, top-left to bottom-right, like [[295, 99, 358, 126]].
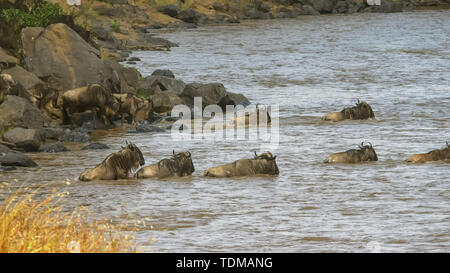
[[0, 186, 136, 253]]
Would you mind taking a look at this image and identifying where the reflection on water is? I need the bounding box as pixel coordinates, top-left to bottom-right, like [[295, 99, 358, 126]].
[[2, 11, 450, 252]]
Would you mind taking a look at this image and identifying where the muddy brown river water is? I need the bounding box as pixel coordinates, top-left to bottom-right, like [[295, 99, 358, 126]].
[[1, 10, 449, 252]]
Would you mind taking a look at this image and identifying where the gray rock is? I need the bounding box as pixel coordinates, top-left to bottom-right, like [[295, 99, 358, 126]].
[[0, 152, 38, 167], [312, 0, 337, 13], [140, 75, 186, 95], [177, 8, 207, 25], [135, 121, 166, 133], [218, 92, 251, 110], [151, 69, 175, 79], [82, 142, 110, 150], [0, 95, 47, 130], [58, 129, 90, 143], [3, 127, 41, 152], [303, 5, 321, 15], [181, 82, 228, 108], [39, 142, 69, 153], [157, 4, 180, 17]]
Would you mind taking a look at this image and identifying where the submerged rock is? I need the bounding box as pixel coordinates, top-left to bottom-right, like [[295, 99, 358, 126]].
[[151, 69, 175, 79], [135, 121, 166, 133], [39, 142, 69, 153], [0, 152, 37, 167], [82, 143, 110, 150]]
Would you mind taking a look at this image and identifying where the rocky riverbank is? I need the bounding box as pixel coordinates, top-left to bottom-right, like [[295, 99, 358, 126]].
[[0, 1, 251, 168]]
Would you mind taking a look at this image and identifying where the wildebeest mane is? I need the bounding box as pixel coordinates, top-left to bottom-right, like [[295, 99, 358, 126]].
[[157, 152, 194, 176], [341, 100, 375, 120], [101, 147, 142, 177]]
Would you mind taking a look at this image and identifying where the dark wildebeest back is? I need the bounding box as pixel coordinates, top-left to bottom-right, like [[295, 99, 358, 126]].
[[341, 100, 375, 120], [204, 152, 279, 177], [62, 84, 119, 125], [324, 142, 378, 163], [406, 142, 450, 163], [135, 151, 195, 179]]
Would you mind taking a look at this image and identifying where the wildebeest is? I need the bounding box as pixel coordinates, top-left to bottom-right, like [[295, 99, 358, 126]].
[[233, 105, 272, 128], [62, 84, 119, 125], [324, 142, 378, 163], [113, 93, 153, 124], [322, 100, 375, 122], [135, 150, 195, 179], [79, 142, 145, 181], [406, 142, 450, 163], [204, 151, 279, 177]]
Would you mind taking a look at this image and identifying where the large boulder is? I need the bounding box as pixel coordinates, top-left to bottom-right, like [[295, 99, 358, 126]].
[[181, 82, 229, 108], [21, 23, 133, 92], [150, 90, 184, 114], [139, 75, 186, 96], [3, 127, 41, 152], [217, 92, 251, 110], [0, 95, 47, 130], [104, 60, 141, 93]]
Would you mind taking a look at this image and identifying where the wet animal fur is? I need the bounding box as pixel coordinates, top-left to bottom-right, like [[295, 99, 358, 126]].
[[79, 143, 145, 181]]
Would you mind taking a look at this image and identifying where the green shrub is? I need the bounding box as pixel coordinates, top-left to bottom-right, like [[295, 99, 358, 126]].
[[1, 2, 64, 29], [110, 19, 121, 33]]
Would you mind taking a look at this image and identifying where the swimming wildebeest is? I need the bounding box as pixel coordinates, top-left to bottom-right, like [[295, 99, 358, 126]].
[[135, 150, 195, 179], [204, 152, 279, 177], [62, 84, 119, 125], [113, 93, 152, 124], [406, 142, 450, 163], [233, 105, 271, 127], [324, 142, 378, 163], [79, 142, 145, 181], [322, 100, 375, 122]]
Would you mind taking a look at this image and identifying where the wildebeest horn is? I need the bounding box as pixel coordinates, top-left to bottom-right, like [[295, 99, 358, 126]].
[[173, 149, 175, 155], [185, 151, 191, 157], [254, 151, 258, 157], [368, 142, 372, 148]]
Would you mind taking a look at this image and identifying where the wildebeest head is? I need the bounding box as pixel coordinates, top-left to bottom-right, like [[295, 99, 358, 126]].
[[121, 141, 145, 167], [341, 100, 375, 120], [357, 142, 378, 161], [171, 150, 195, 175], [253, 151, 279, 175]]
